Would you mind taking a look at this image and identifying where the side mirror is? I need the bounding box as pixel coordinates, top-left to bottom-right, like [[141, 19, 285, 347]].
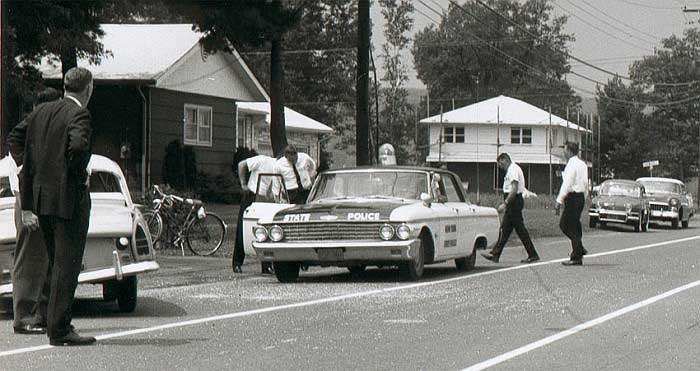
[[420, 192, 432, 207]]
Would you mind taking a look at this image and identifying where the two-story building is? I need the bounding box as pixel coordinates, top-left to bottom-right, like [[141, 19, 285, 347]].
[[421, 95, 592, 195]]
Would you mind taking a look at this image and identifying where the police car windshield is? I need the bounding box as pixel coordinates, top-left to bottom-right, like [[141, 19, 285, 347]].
[[310, 171, 428, 202], [600, 183, 640, 197], [639, 181, 680, 194]]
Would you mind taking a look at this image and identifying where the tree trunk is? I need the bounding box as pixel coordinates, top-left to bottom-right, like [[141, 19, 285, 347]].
[[355, 0, 371, 166], [269, 36, 288, 158], [61, 47, 77, 78]]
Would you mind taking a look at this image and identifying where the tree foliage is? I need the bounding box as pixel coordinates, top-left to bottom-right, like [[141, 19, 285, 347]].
[[379, 0, 416, 164], [411, 0, 578, 115], [598, 28, 700, 181]]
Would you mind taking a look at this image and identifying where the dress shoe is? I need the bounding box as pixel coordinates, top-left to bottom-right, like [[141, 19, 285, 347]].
[[49, 330, 96, 346], [481, 252, 500, 263], [582, 248, 588, 256], [562, 260, 582, 266], [233, 265, 243, 273], [521, 255, 540, 264], [13, 324, 47, 335]]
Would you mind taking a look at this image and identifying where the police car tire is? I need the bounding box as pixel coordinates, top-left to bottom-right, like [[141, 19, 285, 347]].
[[400, 238, 425, 280], [455, 250, 476, 272], [274, 262, 300, 283], [347, 265, 366, 275]]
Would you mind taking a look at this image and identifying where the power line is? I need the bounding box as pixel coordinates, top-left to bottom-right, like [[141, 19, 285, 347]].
[[577, 0, 662, 42], [607, 0, 677, 10], [560, 0, 659, 45]]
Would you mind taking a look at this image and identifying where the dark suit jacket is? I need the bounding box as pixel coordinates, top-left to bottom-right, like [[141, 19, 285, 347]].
[[7, 98, 92, 220]]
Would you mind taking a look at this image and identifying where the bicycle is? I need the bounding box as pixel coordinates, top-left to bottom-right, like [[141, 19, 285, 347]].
[[142, 185, 227, 256]]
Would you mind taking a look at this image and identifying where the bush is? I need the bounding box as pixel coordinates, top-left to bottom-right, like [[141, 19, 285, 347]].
[[163, 140, 197, 190], [195, 172, 241, 204]]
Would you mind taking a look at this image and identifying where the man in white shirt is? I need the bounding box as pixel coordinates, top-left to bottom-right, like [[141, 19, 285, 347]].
[[234, 149, 278, 274], [275, 145, 316, 204], [556, 141, 589, 266], [482, 153, 539, 264]]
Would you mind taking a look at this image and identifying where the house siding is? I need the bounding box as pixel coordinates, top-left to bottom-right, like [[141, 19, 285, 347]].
[[149, 88, 237, 183]]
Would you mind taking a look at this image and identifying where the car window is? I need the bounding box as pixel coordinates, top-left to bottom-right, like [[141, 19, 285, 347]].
[[600, 183, 641, 197], [441, 173, 464, 202], [90, 171, 121, 193], [310, 171, 428, 201]]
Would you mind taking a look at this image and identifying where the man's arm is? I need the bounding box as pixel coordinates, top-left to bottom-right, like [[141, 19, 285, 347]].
[[238, 160, 249, 193], [7, 120, 28, 165], [66, 109, 92, 175], [556, 165, 574, 205]]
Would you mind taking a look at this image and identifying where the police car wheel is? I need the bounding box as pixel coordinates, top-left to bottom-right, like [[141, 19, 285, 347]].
[[274, 262, 300, 283], [347, 265, 366, 276], [400, 238, 425, 280]]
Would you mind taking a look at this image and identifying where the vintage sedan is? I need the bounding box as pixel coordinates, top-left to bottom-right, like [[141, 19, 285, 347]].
[[246, 167, 500, 283], [636, 177, 695, 229], [588, 179, 649, 232], [0, 155, 159, 312]]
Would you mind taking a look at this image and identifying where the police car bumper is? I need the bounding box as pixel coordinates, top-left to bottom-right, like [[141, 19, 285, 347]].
[[253, 239, 420, 263]]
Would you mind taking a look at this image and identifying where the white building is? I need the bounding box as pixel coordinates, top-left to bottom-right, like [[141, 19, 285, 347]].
[[421, 95, 592, 195]]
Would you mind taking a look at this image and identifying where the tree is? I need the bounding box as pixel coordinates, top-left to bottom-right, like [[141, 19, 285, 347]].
[[411, 0, 578, 115], [379, 0, 415, 164], [597, 28, 700, 180], [166, 1, 305, 157], [238, 1, 359, 168]]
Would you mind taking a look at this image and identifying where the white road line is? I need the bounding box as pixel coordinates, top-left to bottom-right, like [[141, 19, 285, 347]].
[[463, 279, 700, 371], [1, 235, 698, 358]]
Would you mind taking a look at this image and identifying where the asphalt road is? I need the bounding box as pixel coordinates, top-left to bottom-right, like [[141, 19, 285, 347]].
[[1, 220, 699, 370]]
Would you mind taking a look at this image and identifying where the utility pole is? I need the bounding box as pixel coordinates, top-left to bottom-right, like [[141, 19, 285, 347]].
[[356, 0, 371, 166], [683, 7, 700, 204], [549, 106, 553, 197]]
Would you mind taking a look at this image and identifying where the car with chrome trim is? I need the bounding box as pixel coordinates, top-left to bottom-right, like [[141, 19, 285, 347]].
[[245, 166, 500, 283], [588, 179, 649, 232], [636, 177, 695, 229], [0, 155, 159, 312]]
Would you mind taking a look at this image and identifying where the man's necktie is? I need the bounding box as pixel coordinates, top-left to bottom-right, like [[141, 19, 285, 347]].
[[290, 160, 304, 190]]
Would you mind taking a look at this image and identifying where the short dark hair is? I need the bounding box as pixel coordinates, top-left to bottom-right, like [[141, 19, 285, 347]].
[[564, 141, 579, 155], [35, 87, 61, 105], [63, 67, 92, 93], [497, 153, 511, 162], [284, 144, 297, 155]]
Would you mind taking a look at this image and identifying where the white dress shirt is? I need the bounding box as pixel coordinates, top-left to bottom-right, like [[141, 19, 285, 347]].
[[245, 155, 277, 195], [275, 152, 316, 191], [503, 162, 525, 194], [556, 155, 589, 204]]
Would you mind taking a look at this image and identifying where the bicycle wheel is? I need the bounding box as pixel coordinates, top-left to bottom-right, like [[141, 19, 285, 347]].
[[186, 212, 227, 256], [143, 211, 163, 245]]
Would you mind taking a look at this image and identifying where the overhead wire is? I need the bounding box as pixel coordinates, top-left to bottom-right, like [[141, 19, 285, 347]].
[[560, 0, 658, 45], [577, 0, 662, 42]]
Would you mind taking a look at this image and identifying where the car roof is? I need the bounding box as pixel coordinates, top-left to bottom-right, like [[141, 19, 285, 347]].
[[602, 179, 641, 186], [635, 177, 684, 185]]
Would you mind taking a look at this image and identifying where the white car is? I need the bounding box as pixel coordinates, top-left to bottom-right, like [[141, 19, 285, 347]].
[[636, 177, 695, 229], [0, 155, 159, 312], [245, 167, 500, 282]]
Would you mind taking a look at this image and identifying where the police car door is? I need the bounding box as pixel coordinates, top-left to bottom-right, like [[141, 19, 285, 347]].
[[429, 173, 459, 260], [439, 172, 473, 259]]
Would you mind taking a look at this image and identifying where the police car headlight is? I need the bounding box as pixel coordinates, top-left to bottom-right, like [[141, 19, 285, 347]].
[[379, 224, 395, 241], [396, 224, 411, 240], [254, 226, 269, 242], [269, 225, 284, 242]]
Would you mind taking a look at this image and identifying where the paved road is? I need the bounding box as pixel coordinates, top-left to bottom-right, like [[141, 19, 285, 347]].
[[1, 221, 698, 370]]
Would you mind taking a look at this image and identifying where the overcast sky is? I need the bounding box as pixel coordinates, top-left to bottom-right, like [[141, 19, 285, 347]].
[[370, 0, 700, 97]]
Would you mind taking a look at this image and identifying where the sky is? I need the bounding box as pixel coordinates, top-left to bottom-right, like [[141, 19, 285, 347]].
[[370, 0, 700, 97]]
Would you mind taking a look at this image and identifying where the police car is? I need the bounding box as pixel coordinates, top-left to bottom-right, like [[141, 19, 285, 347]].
[[0, 155, 158, 312], [246, 165, 500, 282]]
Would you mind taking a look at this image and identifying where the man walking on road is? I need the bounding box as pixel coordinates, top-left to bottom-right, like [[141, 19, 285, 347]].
[[234, 149, 277, 274], [8, 67, 95, 346], [556, 141, 589, 266], [482, 153, 540, 264]]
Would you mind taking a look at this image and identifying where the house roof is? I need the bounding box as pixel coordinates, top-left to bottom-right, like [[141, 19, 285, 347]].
[[237, 102, 333, 134], [420, 95, 592, 133]]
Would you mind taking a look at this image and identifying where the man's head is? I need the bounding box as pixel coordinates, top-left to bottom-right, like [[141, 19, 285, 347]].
[[497, 153, 511, 170], [284, 144, 298, 163], [63, 67, 93, 106], [563, 141, 579, 161], [34, 87, 61, 107]]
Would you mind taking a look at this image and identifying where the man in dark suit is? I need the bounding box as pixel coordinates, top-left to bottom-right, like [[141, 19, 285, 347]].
[[11, 87, 62, 335], [8, 68, 95, 346]]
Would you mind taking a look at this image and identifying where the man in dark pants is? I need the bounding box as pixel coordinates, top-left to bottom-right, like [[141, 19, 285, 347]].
[[482, 153, 539, 264], [8, 67, 95, 346], [556, 141, 589, 266], [11, 88, 62, 335]]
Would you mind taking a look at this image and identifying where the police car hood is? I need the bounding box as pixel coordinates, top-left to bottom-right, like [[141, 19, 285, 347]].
[[272, 199, 406, 223]]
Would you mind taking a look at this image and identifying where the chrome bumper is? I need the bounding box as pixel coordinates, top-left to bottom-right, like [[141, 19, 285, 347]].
[[253, 239, 420, 263], [589, 209, 639, 224]]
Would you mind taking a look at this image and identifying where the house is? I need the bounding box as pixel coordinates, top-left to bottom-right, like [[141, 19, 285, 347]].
[[35, 24, 332, 193], [421, 95, 593, 195]]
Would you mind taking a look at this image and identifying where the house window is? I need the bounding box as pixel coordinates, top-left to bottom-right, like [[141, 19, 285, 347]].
[[510, 127, 532, 144], [442, 126, 465, 143], [184, 104, 212, 147]]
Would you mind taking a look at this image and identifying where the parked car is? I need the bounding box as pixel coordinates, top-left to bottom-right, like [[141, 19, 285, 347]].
[[589, 179, 649, 232], [245, 166, 500, 283], [636, 177, 695, 229], [0, 155, 159, 312]]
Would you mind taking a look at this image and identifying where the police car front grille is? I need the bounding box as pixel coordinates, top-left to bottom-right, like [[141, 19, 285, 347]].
[[281, 223, 382, 241], [650, 203, 669, 211]]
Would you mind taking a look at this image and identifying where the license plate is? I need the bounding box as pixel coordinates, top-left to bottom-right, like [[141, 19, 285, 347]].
[[651, 211, 662, 217], [318, 248, 344, 261]]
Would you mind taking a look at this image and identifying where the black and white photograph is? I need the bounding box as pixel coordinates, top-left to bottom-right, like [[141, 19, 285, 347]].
[[0, 0, 699, 369]]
